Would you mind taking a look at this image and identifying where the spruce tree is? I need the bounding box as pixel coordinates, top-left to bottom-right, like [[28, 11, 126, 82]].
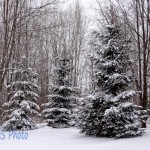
[[2, 57, 40, 130], [42, 55, 77, 128], [78, 25, 143, 138]]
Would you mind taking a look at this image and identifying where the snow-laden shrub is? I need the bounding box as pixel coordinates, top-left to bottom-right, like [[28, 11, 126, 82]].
[[2, 57, 40, 130]]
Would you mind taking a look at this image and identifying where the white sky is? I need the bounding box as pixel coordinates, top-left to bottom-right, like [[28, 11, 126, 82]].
[[65, 0, 97, 17], [75, 0, 93, 6], [70, 0, 95, 8], [67, 0, 98, 30], [63, 0, 100, 30]]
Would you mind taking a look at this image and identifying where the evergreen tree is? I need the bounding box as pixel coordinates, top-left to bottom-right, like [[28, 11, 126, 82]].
[[42, 55, 77, 128], [78, 25, 143, 138], [2, 57, 40, 130]]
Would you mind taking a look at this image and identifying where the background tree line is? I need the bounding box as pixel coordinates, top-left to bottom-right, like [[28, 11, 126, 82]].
[[0, 0, 149, 112]]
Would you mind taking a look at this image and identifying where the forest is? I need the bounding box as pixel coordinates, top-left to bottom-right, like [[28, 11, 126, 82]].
[[0, 0, 150, 144]]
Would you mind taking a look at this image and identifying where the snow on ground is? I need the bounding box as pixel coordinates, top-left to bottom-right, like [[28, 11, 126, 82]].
[[0, 125, 150, 150]]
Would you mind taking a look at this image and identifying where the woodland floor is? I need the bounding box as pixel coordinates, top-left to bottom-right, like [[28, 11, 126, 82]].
[[0, 122, 150, 150]]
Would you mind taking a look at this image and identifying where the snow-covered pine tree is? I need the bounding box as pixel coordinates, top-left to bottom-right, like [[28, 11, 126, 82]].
[[78, 25, 143, 138], [42, 54, 77, 128], [2, 57, 40, 130]]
